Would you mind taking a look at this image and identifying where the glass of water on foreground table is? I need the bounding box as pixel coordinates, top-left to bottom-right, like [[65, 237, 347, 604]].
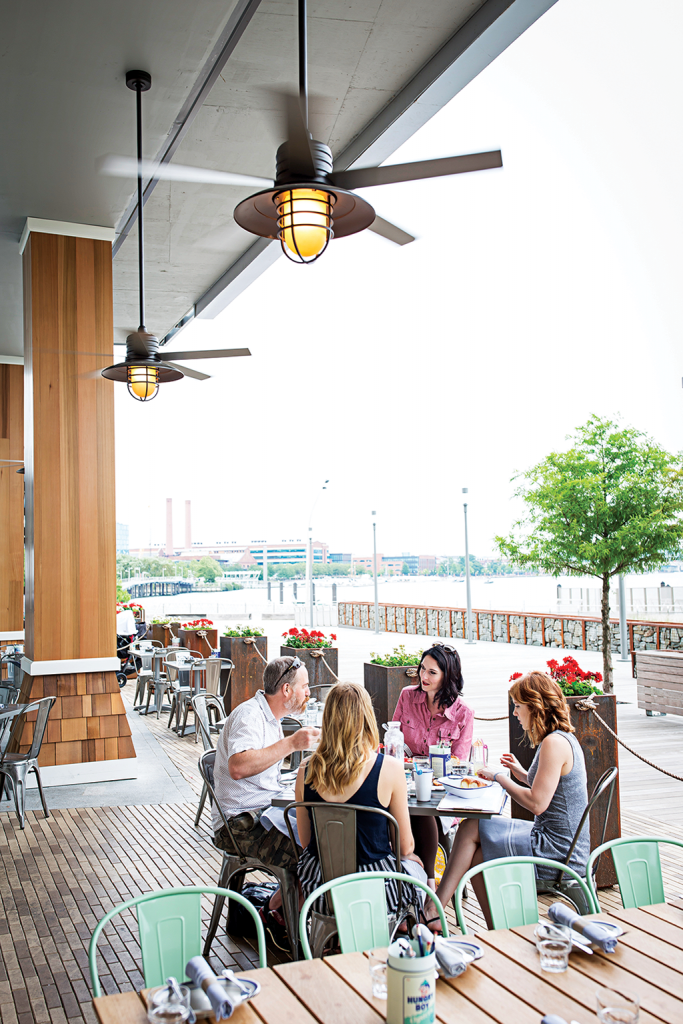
[[534, 922, 572, 972], [596, 988, 640, 1024]]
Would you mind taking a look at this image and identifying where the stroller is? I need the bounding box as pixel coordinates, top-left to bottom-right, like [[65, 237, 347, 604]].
[[116, 623, 150, 689]]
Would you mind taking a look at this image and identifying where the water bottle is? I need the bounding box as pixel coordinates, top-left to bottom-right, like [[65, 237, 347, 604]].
[[385, 722, 405, 762]]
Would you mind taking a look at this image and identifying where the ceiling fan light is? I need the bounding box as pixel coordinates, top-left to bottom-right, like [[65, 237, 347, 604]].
[[127, 364, 159, 401], [275, 188, 334, 262]]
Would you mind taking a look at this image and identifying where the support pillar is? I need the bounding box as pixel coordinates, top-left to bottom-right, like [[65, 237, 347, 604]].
[[0, 364, 24, 634], [17, 220, 134, 765]]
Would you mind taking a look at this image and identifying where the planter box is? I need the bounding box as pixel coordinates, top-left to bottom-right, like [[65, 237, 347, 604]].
[[363, 663, 419, 730], [179, 628, 218, 658], [150, 623, 182, 647], [220, 635, 268, 712], [508, 693, 620, 887], [280, 646, 338, 690]]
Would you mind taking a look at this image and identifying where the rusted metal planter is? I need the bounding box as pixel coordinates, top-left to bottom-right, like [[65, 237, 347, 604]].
[[508, 693, 620, 886], [179, 628, 218, 658], [363, 663, 419, 729], [220, 635, 268, 711], [280, 646, 338, 690], [150, 623, 181, 647]]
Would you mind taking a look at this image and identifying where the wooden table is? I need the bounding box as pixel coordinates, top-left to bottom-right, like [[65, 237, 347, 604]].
[[271, 790, 505, 821], [91, 899, 683, 1024]]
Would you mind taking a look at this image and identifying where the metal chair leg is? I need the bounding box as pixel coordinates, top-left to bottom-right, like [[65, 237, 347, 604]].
[[272, 866, 301, 962], [203, 854, 240, 957], [194, 783, 208, 827], [31, 763, 50, 819]]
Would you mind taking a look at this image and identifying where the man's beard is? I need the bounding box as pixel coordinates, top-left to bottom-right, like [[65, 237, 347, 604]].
[[284, 692, 307, 714]]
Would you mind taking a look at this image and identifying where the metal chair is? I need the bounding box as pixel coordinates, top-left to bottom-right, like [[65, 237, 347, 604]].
[[165, 649, 199, 729], [535, 766, 619, 914], [0, 696, 55, 829], [454, 855, 598, 934], [180, 659, 232, 739], [299, 871, 448, 959], [281, 715, 305, 770], [88, 885, 267, 997], [283, 799, 414, 958], [197, 750, 301, 962], [586, 835, 683, 910], [191, 694, 227, 826], [308, 684, 335, 703]]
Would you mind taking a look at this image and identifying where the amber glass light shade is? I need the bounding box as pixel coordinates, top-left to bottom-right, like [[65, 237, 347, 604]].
[[276, 188, 334, 262], [127, 364, 159, 401]]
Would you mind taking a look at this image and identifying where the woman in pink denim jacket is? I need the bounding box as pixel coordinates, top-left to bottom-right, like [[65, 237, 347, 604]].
[[392, 643, 474, 888]]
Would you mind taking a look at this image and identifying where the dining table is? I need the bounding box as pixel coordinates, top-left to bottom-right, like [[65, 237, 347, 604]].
[[91, 899, 683, 1023]]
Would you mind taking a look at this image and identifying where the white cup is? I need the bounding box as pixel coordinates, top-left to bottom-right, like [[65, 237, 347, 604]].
[[413, 769, 433, 801]]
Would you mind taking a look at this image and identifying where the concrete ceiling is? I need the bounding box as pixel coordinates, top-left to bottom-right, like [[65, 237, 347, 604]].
[[0, 0, 559, 357]]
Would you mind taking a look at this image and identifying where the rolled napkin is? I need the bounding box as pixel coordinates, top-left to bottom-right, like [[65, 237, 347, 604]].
[[185, 956, 236, 1020], [433, 937, 468, 978], [547, 902, 618, 953], [540, 1016, 569, 1024]]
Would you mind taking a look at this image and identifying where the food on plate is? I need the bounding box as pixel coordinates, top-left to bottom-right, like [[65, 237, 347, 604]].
[[460, 776, 488, 789]]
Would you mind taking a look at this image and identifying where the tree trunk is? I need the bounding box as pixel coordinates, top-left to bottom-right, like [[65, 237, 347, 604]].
[[602, 574, 613, 693]]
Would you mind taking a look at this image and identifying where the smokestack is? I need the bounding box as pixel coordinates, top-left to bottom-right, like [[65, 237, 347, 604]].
[[185, 500, 191, 550], [166, 498, 173, 556]]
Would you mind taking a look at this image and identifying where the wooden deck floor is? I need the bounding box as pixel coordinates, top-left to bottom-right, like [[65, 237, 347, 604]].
[[2, 629, 683, 1024]]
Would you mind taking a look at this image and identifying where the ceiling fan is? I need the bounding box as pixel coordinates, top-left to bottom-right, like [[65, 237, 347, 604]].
[[100, 70, 251, 401], [100, 0, 503, 265]]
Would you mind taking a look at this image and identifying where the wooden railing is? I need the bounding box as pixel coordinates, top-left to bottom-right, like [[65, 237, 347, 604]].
[[337, 601, 683, 654]]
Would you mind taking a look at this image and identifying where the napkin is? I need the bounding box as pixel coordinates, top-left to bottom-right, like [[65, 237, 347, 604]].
[[433, 938, 468, 978], [547, 902, 618, 953], [540, 1016, 569, 1024], [185, 956, 236, 1020]]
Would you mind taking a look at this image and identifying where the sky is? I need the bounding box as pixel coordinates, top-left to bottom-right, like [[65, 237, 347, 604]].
[[114, 0, 683, 559]]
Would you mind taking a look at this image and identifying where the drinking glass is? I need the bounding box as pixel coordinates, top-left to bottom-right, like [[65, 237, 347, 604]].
[[367, 950, 387, 999], [534, 923, 572, 973], [147, 984, 192, 1023], [596, 988, 640, 1024]]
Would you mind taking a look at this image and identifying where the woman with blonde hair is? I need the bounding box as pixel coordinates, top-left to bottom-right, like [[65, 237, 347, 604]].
[[429, 671, 590, 930], [295, 682, 425, 913]]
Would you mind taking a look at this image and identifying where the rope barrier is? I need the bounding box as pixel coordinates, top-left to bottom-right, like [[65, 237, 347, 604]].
[[573, 696, 683, 783], [241, 637, 269, 665], [473, 715, 509, 721], [308, 649, 340, 682]]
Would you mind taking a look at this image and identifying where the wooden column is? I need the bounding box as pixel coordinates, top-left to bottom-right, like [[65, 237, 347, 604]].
[[17, 225, 134, 765], [0, 364, 24, 632]]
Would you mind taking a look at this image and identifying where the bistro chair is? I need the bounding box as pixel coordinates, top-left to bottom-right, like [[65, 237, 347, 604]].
[[88, 885, 266, 997], [197, 750, 301, 962], [586, 835, 683, 910], [179, 659, 232, 739], [283, 799, 411, 958], [299, 871, 448, 959], [165, 649, 200, 730], [535, 766, 619, 914], [454, 855, 597, 934], [192, 694, 228, 827], [282, 715, 305, 770], [0, 696, 55, 829]]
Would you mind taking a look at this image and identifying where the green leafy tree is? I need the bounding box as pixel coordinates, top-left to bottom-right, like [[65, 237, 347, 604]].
[[496, 416, 683, 692], [194, 556, 223, 583], [116, 583, 131, 602], [402, 562, 411, 576]]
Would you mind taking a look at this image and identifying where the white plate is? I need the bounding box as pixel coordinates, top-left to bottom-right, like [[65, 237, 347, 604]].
[[440, 775, 494, 797]]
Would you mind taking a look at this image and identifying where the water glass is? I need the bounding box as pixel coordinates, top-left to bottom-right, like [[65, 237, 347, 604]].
[[534, 923, 572, 973], [147, 984, 192, 1023], [596, 988, 640, 1024], [368, 950, 387, 999], [413, 768, 433, 801]]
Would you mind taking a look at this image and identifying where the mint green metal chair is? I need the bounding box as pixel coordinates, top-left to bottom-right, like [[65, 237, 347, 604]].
[[89, 885, 266, 997], [586, 836, 683, 910], [299, 870, 448, 959], [454, 856, 598, 934]]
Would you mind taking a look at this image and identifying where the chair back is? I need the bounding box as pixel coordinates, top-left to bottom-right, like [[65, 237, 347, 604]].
[[283, 801, 401, 878], [308, 684, 335, 703], [299, 870, 447, 959], [0, 683, 19, 705], [205, 693, 227, 726], [586, 835, 683, 909], [205, 658, 221, 695], [88, 886, 267, 997], [3, 697, 55, 763], [454, 855, 598, 934], [553, 766, 618, 885], [191, 694, 213, 751]]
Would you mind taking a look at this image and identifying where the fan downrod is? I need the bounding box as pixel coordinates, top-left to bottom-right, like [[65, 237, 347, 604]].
[[125, 70, 151, 92]]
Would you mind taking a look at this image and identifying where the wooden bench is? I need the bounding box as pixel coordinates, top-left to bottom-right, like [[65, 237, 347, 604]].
[[636, 650, 683, 716]]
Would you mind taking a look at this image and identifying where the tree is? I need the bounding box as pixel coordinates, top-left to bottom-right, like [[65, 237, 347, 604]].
[[496, 415, 683, 692], [195, 556, 223, 583]]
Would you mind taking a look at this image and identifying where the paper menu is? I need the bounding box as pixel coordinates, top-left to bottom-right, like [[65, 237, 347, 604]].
[[437, 784, 507, 815]]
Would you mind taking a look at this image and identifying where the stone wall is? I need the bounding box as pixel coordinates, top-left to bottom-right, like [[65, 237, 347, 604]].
[[337, 602, 683, 654]]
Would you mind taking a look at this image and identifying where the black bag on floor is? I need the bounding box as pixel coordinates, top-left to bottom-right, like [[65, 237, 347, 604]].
[[227, 882, 278, 936]]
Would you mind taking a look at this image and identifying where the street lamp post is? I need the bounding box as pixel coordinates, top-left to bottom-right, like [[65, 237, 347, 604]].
[[618, 574, 630, 661], [463, 488, 475, 644], [372, 511, 380, 634], [308, 479, 329, 626]]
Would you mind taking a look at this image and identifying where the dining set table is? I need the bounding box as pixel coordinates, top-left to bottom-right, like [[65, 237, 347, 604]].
[[92, 898, 683, 1024]]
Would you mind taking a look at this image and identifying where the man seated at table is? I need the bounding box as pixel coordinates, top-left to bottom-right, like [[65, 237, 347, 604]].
[[212, 654, 320, 947]]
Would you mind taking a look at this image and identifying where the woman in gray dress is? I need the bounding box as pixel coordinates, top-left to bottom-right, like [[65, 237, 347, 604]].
[[426, 671, 589, 930]]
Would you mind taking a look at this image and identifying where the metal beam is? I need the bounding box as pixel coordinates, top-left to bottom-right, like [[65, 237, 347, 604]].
[[191, 0, 559, 326], [112, 0, 266, 258]]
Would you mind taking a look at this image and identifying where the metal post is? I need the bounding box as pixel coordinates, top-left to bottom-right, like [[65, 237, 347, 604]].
[[293, 581, 298, 601], [332, 582, 337, 604], [372, 511, 380, 634], [463, 489, 474, 643], [280, 581, 284, 604], [308, 527, 313, 626], [618, 574, 630, 661], [263, 545, 268, 592]]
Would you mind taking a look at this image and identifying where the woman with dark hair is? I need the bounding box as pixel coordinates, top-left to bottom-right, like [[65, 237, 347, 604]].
[[427, 670, 590, 931], [391, 643, 474, 888]]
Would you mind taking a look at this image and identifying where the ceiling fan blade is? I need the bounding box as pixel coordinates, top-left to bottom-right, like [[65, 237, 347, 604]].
[[368, 216, 415, 246], [77, 368, 109, 380], [165, 361, 211, 381], [161, 348, 251, 361], [333, 151, 503, 190], [97, 154, 273, 189]]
